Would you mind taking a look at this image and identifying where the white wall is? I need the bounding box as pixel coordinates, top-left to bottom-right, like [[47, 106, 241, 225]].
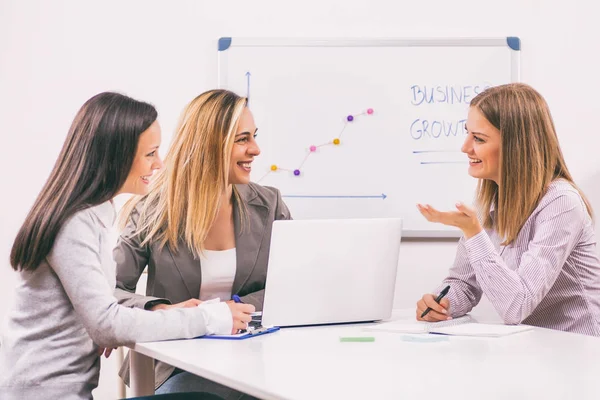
[[1, 1, 599, 398]]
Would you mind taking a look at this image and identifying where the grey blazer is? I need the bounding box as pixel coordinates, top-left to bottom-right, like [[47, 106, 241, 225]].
[[114, 183, 291, 388]]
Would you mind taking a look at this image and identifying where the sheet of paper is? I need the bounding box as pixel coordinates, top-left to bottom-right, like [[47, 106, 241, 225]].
[[430, 323, 533, 337], [207, 331, 249, 339], [365, 315, 473, 334]]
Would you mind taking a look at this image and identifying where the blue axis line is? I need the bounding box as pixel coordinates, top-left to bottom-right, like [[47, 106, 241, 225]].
[[283, 194, 387, 200], [420, 161, 467, 164], [412, 150, 462, 154], [245, 71, 251, 105]]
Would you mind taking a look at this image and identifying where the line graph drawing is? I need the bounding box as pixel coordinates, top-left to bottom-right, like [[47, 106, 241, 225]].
[[282, 194, 387, 200], [256, 108, 374, 183]]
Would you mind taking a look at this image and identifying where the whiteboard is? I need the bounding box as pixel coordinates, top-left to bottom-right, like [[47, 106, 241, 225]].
[[217, 38, 520, 237]]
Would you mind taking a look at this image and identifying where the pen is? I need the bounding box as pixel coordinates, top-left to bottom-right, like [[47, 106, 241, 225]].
[[231, 294, 243, 303], [420, 285, 450, 318], [231, 295, 245, 333]]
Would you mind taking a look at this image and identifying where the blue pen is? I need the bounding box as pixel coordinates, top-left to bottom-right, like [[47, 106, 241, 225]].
[[232, 295, 261, 317], [232, 294, 243, 303]]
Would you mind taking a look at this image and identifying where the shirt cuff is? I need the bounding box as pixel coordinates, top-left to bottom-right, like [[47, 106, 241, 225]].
[[144, 298, 171, 310], [464, 230, 496, 263], [197, 302, 233, 335]]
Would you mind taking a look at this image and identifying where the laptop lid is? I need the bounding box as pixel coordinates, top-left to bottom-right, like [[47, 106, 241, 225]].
[[261, 218, 402, 327]]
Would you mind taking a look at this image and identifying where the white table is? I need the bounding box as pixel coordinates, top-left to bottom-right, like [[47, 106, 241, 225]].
[[129, 310, 600, 399]]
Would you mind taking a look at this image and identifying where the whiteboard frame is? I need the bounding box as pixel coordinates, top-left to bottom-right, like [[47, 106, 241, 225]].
[[217, 37, 521, 238]]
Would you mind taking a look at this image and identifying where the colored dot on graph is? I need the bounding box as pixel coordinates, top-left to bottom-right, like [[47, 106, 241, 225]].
[[309, 145, 317, 152], [270, 165, 278, 171], [293, 169, 301, 176], [367, 108, 374, 115], [347, 115, 354, 122], [333, 138, 340, 145]]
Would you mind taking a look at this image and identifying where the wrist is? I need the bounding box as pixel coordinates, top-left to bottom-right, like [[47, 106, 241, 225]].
[[463, 226, 482, 240], [145, 299, 172, 311], [149, 303, 170, 311]]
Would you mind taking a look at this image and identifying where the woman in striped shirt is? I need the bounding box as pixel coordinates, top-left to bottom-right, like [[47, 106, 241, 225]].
[[415, 83, 600, 336]]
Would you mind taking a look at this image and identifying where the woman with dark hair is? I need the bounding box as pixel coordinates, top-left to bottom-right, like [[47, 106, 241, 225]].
[[415, 83, 600, 336], [0, 92, 254, 400]]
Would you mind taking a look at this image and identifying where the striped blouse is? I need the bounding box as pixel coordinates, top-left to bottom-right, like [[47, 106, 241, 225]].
[[439, 179, 600, 336]]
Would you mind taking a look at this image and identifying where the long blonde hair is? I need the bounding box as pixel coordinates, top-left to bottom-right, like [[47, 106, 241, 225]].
[[472, 83, 592, 245], [121, 89, 247, 256]]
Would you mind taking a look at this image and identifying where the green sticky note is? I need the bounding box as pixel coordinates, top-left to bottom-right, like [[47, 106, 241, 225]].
[[339, 336, 375, 342]]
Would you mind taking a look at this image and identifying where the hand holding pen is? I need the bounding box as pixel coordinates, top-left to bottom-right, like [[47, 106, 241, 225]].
[[226, 295, 255, 334], [416, 285, 451, 322]]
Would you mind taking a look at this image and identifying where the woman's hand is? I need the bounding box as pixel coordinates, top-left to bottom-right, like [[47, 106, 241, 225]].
[[416, 293, 451, 322], [417, 202, 482, 239], [150, 298, 202, 311], [96, 347, 118, 358], [227, 302, 255, 334]]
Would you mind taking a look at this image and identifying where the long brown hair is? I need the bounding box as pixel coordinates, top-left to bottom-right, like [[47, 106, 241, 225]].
[[10, 92, 157, 271], [472, 83, 592, 244], [120, 89, 247, 257]]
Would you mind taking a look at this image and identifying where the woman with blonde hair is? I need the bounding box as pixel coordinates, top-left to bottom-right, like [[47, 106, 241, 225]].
[[415, 83, 600, 336], [115, 89, 291, 397]]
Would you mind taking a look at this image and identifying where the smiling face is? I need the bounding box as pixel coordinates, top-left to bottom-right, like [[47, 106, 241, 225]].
[[119, 120, 163, 195], [228, 108, 260, 184], [462, 106, 501, 184]]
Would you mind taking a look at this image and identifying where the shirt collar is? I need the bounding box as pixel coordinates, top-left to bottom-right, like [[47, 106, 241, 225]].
[[89, 200, 117, 228]]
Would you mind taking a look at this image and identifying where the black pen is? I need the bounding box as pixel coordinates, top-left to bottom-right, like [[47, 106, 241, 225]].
[[421, 285, 451, 318]]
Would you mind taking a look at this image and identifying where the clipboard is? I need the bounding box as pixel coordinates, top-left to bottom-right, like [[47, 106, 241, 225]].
[[200, 326, 280, 340]]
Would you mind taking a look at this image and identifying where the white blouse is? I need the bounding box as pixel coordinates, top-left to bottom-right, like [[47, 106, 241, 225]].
[[199, 248, 237, 301]]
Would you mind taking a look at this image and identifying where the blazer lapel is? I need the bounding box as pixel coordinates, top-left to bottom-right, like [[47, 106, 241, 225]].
[[165, 244, 202, 300], [232, 185, 269, 295]]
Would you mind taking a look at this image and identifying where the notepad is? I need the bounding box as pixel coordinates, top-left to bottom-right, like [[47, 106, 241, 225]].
[[429, 323, 533, 337], [365, 316, 532, 337], [366, 315, 474, 334]]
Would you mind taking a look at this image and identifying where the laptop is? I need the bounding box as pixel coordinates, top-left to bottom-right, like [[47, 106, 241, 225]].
[[260, 218, 402, 327]]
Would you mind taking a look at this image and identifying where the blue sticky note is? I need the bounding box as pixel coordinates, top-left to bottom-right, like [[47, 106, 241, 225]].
[[400, 335, 449, 343]]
